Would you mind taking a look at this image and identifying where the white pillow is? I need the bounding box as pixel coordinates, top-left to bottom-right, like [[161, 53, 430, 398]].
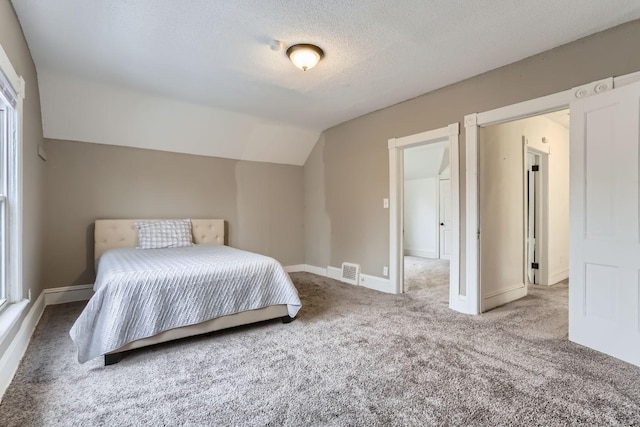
[[135, 219, 194, 249]]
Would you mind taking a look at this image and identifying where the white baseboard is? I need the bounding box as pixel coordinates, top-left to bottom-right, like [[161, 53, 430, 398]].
[[0, 292, 45, 402], [304, 265, 327, 276], [549, 269, 569, 286], [449, 294, 473, 314], [482, 284, 527, 312], [283, 264, 306, 273], [358, 273, 394, 293], [284, 264, 328, 276], [326, 266, 342, 280], [404, 249, 437, 259], [44, 284, 94, 306], [304, 264, 394, 294]]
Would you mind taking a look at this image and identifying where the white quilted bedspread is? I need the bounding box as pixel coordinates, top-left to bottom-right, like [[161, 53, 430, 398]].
[[69, 244, 301, 363]]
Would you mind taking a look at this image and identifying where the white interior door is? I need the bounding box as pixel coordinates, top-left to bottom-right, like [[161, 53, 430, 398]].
[[569, 80, 640, 367], [479, 129, 527, 311], [439, 179, 451, 260]]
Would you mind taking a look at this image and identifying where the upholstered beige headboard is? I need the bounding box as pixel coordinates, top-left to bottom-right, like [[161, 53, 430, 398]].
[[94, 219, 225, 261]]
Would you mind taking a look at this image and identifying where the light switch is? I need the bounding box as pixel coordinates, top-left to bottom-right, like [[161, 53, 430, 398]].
[[383, 198, 389, 208]]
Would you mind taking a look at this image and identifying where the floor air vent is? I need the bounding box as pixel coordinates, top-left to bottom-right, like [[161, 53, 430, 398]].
[[341, 262, 360, 285]]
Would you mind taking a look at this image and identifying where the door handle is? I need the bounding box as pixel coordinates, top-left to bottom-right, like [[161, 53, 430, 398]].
[[440, 223, 445, 226]]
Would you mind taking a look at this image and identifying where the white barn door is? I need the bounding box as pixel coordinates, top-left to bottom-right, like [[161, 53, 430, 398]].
[[569, 80, 640, 367]]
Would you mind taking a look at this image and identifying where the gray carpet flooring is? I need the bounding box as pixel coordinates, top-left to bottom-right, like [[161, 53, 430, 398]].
[[404, 256, 449, 300], [1, 273, 640, 426]]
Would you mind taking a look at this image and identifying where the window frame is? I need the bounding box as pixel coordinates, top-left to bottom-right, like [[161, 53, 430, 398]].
[[0, 43, 25, 315], [0, 105, 7, 310]]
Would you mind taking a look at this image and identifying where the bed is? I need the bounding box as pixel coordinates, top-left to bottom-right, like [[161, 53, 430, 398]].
[[69, 219, 302, 365]]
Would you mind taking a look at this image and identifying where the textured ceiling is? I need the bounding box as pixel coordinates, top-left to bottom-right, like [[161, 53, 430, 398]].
[[11, 0, 640, 134]]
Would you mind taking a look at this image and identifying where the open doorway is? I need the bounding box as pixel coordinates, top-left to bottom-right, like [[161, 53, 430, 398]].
[[479, 110, 570, 311], [465, 74, 640, 366], [388, 122, 461, 312], [403, 142, 451, 302]]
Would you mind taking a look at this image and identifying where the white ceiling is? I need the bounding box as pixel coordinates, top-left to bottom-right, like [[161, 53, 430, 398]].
[[404, 142, 448, 180], [10, 1, 640, 164]]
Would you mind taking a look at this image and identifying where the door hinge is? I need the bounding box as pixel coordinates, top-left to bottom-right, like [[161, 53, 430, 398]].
[[531, 165, 539, 172], [531, 262, 539, 269], [477, 230, 480, 239]]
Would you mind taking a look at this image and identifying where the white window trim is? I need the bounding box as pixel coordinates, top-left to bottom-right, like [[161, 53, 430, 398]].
[[0, 43, 25, 314]]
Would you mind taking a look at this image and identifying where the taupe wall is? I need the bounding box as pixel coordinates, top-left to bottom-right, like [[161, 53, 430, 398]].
[[305, 19, 640, 278], [0, 1, 46, 355], [303, 133, 331, 269], [44, 139, 304, 288]]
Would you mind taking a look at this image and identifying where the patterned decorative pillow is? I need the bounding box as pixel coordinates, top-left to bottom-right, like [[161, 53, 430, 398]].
[[135, 219, 194, 249]]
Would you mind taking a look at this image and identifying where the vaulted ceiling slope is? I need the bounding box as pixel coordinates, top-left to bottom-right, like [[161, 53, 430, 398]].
[[12, 1, 640, 165]]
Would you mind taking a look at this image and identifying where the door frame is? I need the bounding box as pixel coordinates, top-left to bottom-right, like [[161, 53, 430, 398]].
[[438, 177, 451, 260], [388, 123, 462, 312], [525, 150, 541, 285], [464, 71, 640, 314], [526, 146, 551, 286]]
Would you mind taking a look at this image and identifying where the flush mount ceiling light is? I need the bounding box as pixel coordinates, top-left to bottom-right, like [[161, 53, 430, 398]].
[[286, 43, 324, 71]]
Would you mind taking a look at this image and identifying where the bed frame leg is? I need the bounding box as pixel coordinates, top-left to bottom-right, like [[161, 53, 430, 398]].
[[281, 315, 294, 324], [104, 352, 122, 366]]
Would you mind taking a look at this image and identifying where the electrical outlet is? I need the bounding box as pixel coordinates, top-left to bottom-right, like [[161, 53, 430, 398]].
[[383, 266, 388, 276], [383, 198, 389, 208], [28, 288, 31, 301]]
